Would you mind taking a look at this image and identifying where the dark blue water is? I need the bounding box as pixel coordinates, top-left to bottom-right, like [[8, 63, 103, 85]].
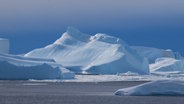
[[0, 80, 184, 104]]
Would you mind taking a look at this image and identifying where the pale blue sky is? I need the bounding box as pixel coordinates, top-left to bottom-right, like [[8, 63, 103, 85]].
[[0, 0, 184, 54]]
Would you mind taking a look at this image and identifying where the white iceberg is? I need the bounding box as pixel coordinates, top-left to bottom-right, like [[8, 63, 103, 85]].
[[25, 27, 149, 75], [0, 38, 9, 53], [150, 57, 184, 74], [0, 53, 74, 80], [131, 46, 176, 63], [115, 80, 184, 96]]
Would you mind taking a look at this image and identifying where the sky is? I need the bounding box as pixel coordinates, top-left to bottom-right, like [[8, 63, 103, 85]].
[[0, 0, 184, 54]]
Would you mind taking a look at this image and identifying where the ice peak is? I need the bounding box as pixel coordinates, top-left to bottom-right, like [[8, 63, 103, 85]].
[[55, 27, 127, 45], [54, 27, 90, 45], [66, 27, 81, 35], [66, 27, 90, 42]]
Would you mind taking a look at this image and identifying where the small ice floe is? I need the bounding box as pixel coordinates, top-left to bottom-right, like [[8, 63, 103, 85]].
[[115, 80, 184, 96]]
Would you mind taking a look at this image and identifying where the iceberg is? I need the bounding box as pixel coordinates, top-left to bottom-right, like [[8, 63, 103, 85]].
[[150, 57, 184, 73], [131, 46, 176, 63], [0, 53, 74, 80], [115, 80, 184, 96], [132, 46, 184, 75], [25, 27, 149, 75], [0, 38, 9, 53]]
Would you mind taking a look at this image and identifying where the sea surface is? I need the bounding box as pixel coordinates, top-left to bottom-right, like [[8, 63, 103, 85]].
[[0, 80, 184, 104]]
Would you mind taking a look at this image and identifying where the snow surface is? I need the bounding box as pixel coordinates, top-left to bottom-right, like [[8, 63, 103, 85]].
[[29, 73, 184, 82], [150, 58, 184, 74], [131, 46, 177, 63], [115, 80, 184, 96], [0, 53, 74, 80], [25, 27, 149, 75], [0, 38, 9, 53]]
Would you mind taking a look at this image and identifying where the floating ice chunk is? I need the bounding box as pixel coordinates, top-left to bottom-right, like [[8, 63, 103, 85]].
[[115, 80, 184, 96], [0, 53, 74, 80]]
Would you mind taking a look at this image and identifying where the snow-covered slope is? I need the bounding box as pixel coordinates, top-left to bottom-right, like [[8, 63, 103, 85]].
[[150, 58, 184, 73], [25, 27, 149, 75], [0, 53, 74, 80], [0, 38, 9, 53], [115, 80, 184, 96], [131, 46, 176, 63]]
